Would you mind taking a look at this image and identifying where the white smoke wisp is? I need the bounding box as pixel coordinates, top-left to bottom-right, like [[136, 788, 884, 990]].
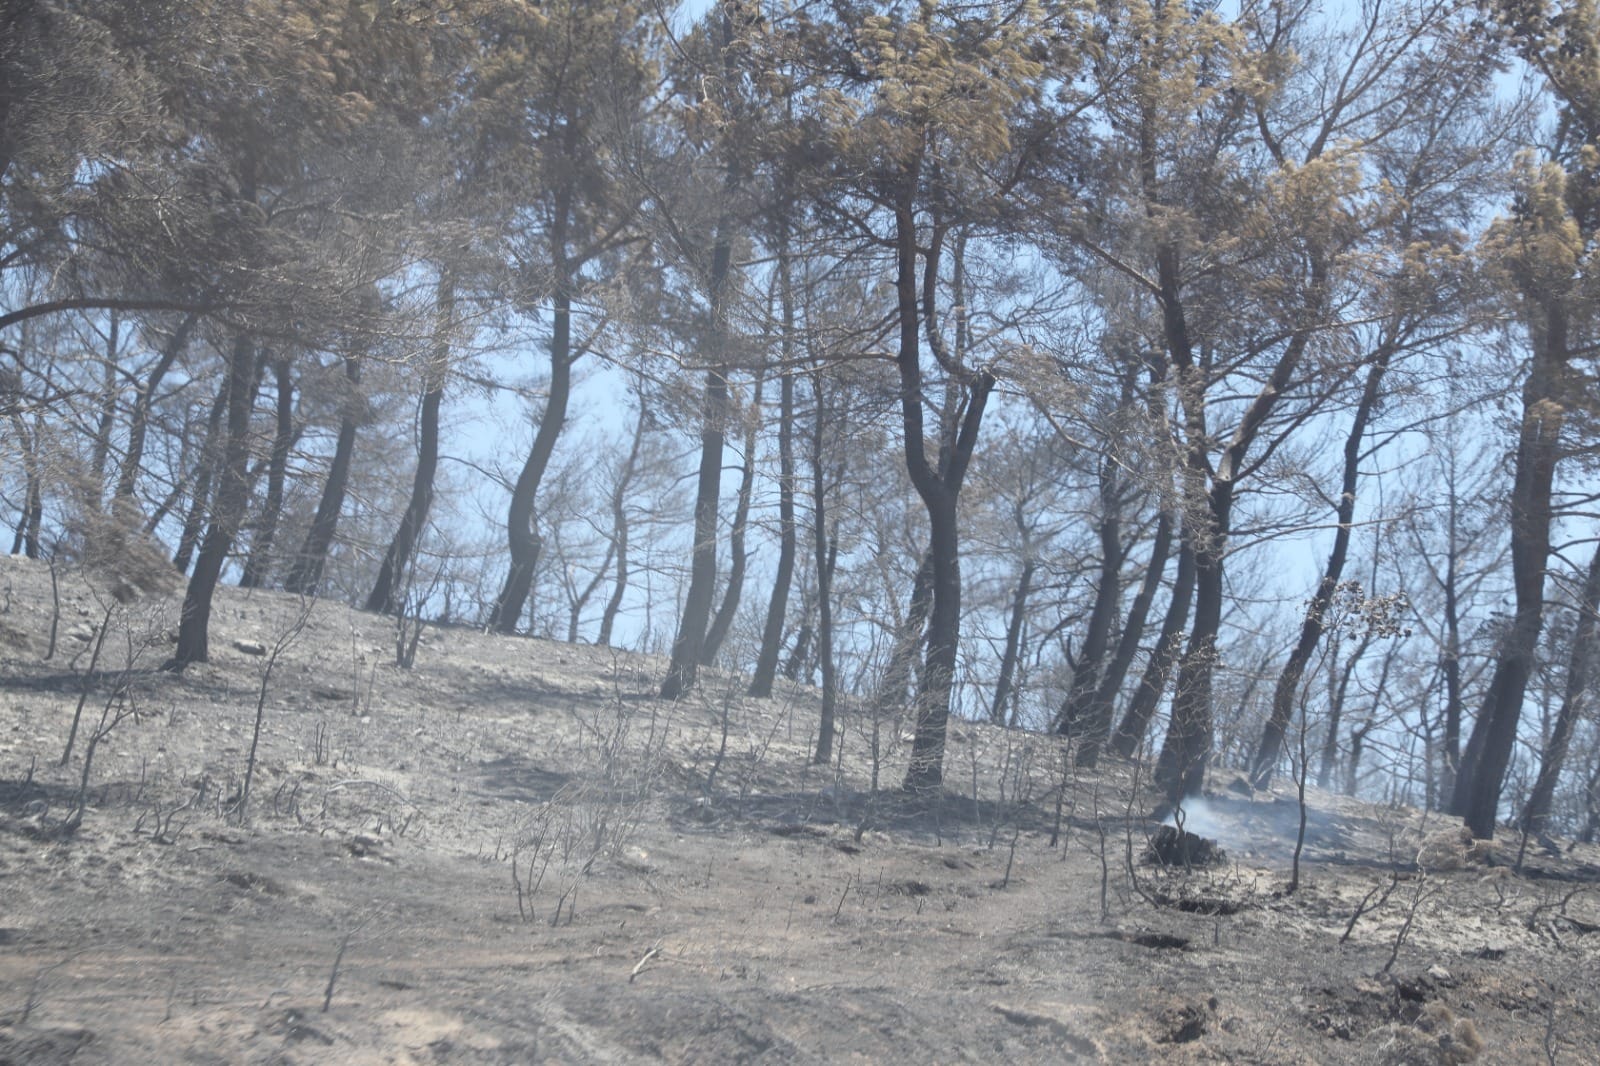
[[1165, 797, 1244, 853]]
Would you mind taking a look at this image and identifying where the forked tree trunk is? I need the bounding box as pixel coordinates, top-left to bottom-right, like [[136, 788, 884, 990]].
[[116, 312, 198, 503], [660, 211, 736, 698]]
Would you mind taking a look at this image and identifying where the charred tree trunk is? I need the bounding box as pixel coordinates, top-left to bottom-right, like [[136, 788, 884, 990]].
[[239, 351, 293, 589], [1082, 508, 1174, 764], [1156, 481, 1230, 804], [9, 411, 42, 557], [366, 273, 451, 616], [490, 264, 573, 634], [1252, 344, 1392, 787], [169, 329, 258, 668], [811, 379, 838, 764], [703, 372, 763, 665], [598, 403, 646, 648], [1057, 456, 1124, 749], [284, 353, 362, 596], [1111, 532, 1194, 759], [898, 214, 992, 791], [990, 557, 1036, 725], [1521, 537, 1600, 834], [660, 207, 736, 698], [172, 378, 230, 575], [749, 366, 797, 697], [1453, 303, 1567, 839]]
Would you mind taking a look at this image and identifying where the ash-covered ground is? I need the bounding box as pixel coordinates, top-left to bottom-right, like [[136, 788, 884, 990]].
[[1, 555, 1597, 1063]]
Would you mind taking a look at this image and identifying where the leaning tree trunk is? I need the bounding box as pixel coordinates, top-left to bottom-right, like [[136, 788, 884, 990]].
[[366, 272, 451, 615], [490, 270, 574, 635], [1252, 343, 1392, 788], [1080, 508, 1174, 766], [1521, 536, 1600, 834], [750, 369, 797, 696], [1112, 525, 1194, 760], [1155, 483, 1230, 804], [284, 353, 362, 596], [169, 331, 258, 668], [1453, 303, 1566, 839], [1057, 456, 1124, 745], [660, 208, 736, 699], [239, 351, 293, 589], [702, 372, 763, 665], [989, 556, 1035, 725]]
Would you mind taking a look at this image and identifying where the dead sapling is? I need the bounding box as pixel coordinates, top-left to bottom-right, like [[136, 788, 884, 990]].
[[1381, 873, 1439, 976], [1339, 860, 1402, 946], [60, 588, 120, 766], [323, 910, 379, 1013], [61, 624, 154, 834], [1289, 687, 1311, 895], [237, 596, 314, 825]]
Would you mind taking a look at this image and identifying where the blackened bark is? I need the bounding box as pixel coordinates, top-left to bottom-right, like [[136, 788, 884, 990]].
[[239, 352, 293, 588], [660, 209, 736, 698], [366, 273, 451, 615], [490, 279, 573, 635], [1252, 344, 1393, 787], [1082, 508, 1174, 764], [1111, 530, 1195, 759], [749, 367, 797, 697], [1521, 538, 1600, 833], [169, 331, 257, 668], [598, 404, 646, 647], [811, 379, 837, 764], [1057, 457, 1124, 749], [284, 353, 362, 596], [989, 558, 1035, 725], [1156, 483, 1229, 803], [898, 211, 993, 791], [783, 618, 813, 683], [1453, 303, 1567, 839], [173, 374, 232, 574], [703, 373, 763, 665]]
